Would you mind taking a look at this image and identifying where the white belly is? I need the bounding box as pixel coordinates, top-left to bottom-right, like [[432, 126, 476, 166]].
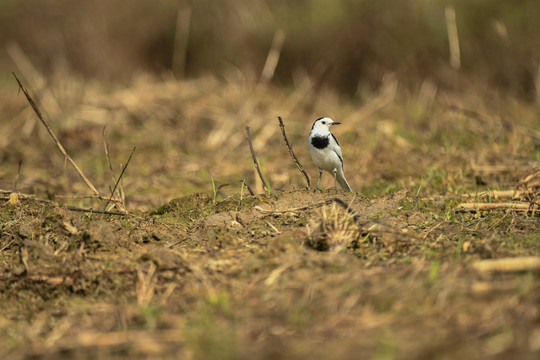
[[309, 147, 341, 173]]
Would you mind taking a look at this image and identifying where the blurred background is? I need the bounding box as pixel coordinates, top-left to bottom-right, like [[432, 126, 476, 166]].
[[1, 0, 539, 207], [1, 0, 540, 97]]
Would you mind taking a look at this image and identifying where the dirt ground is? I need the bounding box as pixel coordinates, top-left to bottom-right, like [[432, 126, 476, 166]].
[[1, 73, 540, 359]]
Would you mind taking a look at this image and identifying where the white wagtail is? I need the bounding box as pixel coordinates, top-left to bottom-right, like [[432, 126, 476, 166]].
[[308, 117, 352, 191]]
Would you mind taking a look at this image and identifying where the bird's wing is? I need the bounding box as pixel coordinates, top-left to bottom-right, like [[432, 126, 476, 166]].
[[331, 133, 340, 146], [330, 133, 344, 166]]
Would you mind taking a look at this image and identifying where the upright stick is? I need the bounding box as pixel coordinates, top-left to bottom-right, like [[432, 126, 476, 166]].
[[13, 73, 101, 197], [245, 126, 269, 193], [277, 116, 311, 189], [102, 146, 136, 212]]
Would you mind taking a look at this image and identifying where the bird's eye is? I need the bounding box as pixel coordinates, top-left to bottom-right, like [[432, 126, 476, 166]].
[[322, 121, 326, 125]]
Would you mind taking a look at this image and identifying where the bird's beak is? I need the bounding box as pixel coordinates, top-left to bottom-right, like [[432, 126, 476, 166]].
[[332, 122, 341, 125]]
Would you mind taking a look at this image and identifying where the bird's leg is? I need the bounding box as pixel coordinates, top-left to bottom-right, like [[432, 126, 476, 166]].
[[315, 168, 323, 192], [333, 168, 337, 189]]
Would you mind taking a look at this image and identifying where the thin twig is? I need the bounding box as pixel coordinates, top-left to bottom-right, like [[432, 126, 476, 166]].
[[422, 222, 444, 239], [245, 126, 269, 193], [0, 240, 14, 252], [102, 146, 136, 212], [103, 126, 126, 210], [102, 126, 116, 184], [67, 206, 126, 216], [457, 202, 535, 212], [13, 73, 101, 197], [240, 179, 255, 196], [277, 116, 310, 189], [265, 220, 281, 234], [55, 194, 123, 202], [331, 197, 362, 224], [255, 199, 335, 214]]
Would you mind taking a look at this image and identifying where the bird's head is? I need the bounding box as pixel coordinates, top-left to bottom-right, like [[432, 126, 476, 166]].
[[311, 117, 341, 132]]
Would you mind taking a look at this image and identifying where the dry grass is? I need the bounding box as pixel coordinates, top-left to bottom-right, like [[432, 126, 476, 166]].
[[306, 202, 363, 252], [517, 166, 540, 207], [1, 2, 540, 358]]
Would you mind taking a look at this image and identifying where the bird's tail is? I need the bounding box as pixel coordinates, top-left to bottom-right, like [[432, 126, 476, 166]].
[[337, 170, 352, 192]]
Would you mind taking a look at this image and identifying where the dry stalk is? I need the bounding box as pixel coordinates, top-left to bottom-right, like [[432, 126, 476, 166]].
[[102, 146, 136, 212], [463, 189, 521, 199], [277, 116, 311, 189], [260, 29, 285, 84], [55, 194, 123, 202], [103, 126, 126, 210], [136, 262, 157, 307], [422, 222, 444, 239], [66, 206, 126, 216], [460, 166, 540, 215], [473, 257, 540, 273], [245, 126, 269, 193], [457, 202, 535, 212], [265, 220, 281, 234], [445, 5, 461, 69], [13, 73, 101, 197]]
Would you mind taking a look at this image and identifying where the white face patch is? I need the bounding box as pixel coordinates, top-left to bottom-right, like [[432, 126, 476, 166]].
[[311, 117, 334, 132]]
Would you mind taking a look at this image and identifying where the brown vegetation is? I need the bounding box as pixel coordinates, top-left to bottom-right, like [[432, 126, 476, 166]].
[[1, 1, 539, 359]]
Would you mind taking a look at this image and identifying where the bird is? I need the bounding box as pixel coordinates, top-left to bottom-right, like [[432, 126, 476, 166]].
[[307, 117, 352, 191]]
